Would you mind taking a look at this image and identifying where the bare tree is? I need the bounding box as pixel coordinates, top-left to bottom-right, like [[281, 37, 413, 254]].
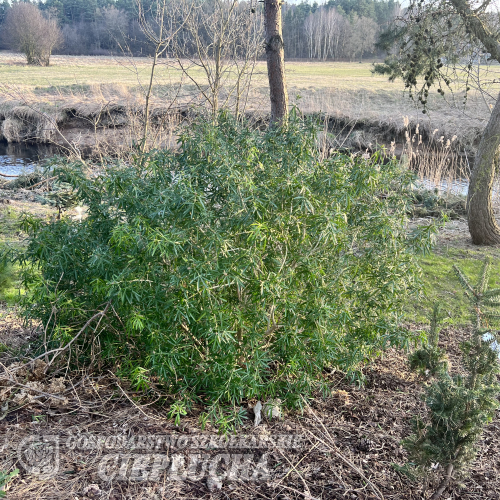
[[304, 8, 349, 61], [228, 5, 265, 118], [452, 0, 500, 245], [172, 0, 264, 120], [102, 6, 129, 53], [265, 0, 288, 125], [344, 16, 378, 61], [2, 3, 62, 66], [137, 0, 192, 152], [304, 14, 316, 59]]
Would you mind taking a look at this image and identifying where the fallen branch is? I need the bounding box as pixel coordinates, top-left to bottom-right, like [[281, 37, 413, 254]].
[[25, 176, 58, 190], [0, 172, 19, 178]]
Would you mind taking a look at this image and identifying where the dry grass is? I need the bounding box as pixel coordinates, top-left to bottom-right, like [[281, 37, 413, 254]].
[[0, 51, 496, 149], [294, 86, 489, 149], [1, 106, 60, 143], [397, 118, 470, 195]]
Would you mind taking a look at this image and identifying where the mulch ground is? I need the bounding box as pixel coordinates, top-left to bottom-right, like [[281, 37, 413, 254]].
[[0, 320, 499, 500]]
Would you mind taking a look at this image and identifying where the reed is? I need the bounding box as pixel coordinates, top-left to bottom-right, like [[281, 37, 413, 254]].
[[401, 118, 470, 196]]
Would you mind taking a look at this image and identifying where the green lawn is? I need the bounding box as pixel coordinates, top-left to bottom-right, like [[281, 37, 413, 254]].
[[410, 245, 500, 327]]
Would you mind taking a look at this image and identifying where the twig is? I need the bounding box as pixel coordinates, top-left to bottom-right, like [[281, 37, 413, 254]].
[[274, 444, 318, 499], [304, 426, 384, 499], [43, 304, 58, 365], [25, 176, 58, 190], [268, 482, 319, 500], [273, 442, 319, 487], [11, 381, 67, 401], [6, 303, 111, 376], [0, 172, 19, 178], [109, 371, 164, 422], [47, 302, 111, 368], [300, 396, 385, 500]]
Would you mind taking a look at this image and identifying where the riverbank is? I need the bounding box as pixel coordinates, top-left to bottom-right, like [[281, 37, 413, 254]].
[[0, 53, 493, 164]]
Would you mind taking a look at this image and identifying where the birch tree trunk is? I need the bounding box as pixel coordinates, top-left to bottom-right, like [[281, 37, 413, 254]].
[[264, 0, 288, 126]]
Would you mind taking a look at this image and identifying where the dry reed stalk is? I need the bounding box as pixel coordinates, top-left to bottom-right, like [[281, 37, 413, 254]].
[[402, 118, 470, 195]]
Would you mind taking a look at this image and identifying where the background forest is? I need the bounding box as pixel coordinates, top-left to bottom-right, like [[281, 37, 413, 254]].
[[0, 0, 400, 60]]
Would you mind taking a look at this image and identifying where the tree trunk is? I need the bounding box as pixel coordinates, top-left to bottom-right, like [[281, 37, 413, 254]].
[[467, 92, 500, 245], [448, 0, 500, 245], [429, 463, 454, 500], [264, 0, 288, 126]]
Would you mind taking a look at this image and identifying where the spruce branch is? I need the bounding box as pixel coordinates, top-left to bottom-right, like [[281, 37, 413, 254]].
[[477, 258, 491, 295], [452, 264, 474, 300], [405, 259, 500, 500], [481, 288, 500, 299]]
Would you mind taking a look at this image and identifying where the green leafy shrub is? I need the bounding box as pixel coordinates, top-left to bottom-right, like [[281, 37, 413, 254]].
[[20, 112, 432, 409], [404, 259, 500, 496], [409, 303, 449, 377]]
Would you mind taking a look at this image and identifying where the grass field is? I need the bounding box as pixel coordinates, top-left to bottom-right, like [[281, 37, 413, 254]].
[[0, 51, 496, 147], [409, 242, 500, 326], [0, 53, 414, 90]]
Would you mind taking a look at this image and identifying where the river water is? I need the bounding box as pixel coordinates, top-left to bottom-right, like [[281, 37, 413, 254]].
[[0, 141, 471, 195], [416, 178, 469, 197], [0, 142, 62, 177]]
